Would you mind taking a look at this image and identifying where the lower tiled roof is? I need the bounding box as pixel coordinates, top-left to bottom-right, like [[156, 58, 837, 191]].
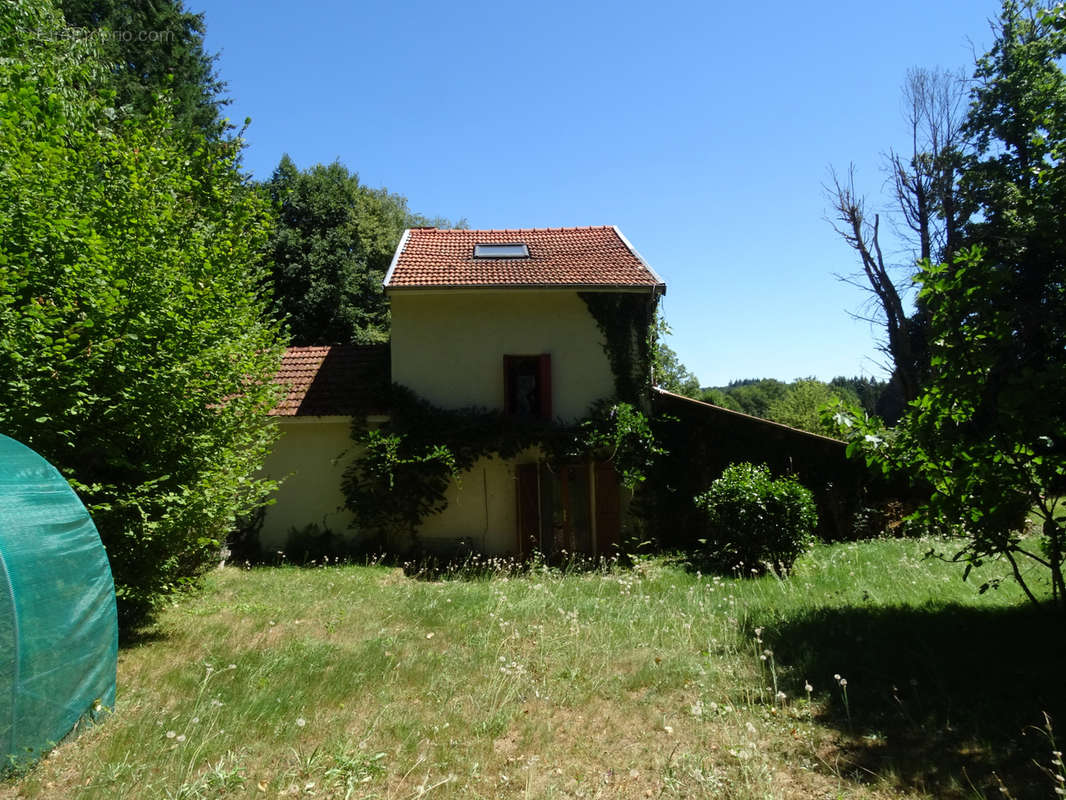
[[271, 344, 389, 417]]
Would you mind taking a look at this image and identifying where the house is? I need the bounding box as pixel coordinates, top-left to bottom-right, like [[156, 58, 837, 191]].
[[257, 225, 666, 558]]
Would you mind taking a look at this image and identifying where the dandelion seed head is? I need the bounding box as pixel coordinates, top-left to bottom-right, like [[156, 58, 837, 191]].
[[296, 717, 306, 728]]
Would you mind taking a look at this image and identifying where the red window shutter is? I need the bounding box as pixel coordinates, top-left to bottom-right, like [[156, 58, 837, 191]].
[[538, 354, 552, 420]]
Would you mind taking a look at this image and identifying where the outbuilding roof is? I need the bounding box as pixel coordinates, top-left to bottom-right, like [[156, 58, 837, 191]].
[[384, 225, 665, 291], [271, 344, 388, 417]]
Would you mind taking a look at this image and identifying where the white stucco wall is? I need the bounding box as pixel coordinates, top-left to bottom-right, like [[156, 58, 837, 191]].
[[258, 417, 357, 551], [388, 290, 620, 422], [414, 451, 536, 555]]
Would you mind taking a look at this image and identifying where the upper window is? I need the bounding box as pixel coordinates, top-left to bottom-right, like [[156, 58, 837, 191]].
[[473, 243, 530, 259], [504, 354, 551, 419]]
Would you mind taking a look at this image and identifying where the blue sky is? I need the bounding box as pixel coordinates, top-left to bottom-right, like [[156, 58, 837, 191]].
[[195, 0, 1002, 387]]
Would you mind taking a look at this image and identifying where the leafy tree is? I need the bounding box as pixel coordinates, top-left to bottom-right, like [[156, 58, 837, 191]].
[[831, 247, 1065, 606], [960, 0, 1066, 306], [829, 375, 892, 418], [946, 0, 1066, 604], [697, 387, 738, 409], [699, 376, 885, 435], [831, 0, 1066, 608], [767, 379, 856, 436], [264, 156, 460, 346], [651, 341, 700, 396], [650, 314, 700, 396], [57, 0, 228, 140], [0, 0, 283, 627], [701, 378, 789, 418]]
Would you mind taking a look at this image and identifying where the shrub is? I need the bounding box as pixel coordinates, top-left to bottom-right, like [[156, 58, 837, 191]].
[[693, 462, 817, 574], [0, 2, 282, 627]]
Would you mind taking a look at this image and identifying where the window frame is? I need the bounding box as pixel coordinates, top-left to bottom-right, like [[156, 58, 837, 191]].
[[503, 354, 552, 420], [473, 243, 530, 259]]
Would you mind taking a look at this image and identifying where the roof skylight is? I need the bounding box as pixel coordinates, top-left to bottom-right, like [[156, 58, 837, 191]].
[[473, 243, 529, 259]]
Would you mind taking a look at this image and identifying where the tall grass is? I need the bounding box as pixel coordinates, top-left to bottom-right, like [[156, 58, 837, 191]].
[[1, 537, 1059, 800]]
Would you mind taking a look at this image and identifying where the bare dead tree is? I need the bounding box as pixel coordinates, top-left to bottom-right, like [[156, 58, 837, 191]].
[[889, 67, 969, 265], [826, 67, 969, 405], [827, 166, 923, 402]]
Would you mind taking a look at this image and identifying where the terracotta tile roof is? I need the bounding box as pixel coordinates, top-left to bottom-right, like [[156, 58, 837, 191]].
[[384, 226, 665, 290], [271, 344, 389, 417]]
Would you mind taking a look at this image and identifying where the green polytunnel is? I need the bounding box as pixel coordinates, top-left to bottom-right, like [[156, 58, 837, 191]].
[[0, 433, 118, 767]]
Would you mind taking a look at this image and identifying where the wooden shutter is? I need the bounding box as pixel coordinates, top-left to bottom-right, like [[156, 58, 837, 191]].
[[516, 463, 540, 557], [537, 354, 552, 420], [594, 462, 621, 555]]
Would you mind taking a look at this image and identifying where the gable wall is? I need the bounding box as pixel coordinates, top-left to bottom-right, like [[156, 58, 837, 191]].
[[389, 290, 617, 421], [258, 418, 357, 550]]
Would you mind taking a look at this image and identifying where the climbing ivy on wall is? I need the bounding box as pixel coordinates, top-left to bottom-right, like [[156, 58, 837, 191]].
[[340, 387, 663, 550], [578, 292, 658, 405]]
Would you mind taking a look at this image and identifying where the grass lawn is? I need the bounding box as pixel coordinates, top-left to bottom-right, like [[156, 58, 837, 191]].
[[3, 537, 1063, 799]]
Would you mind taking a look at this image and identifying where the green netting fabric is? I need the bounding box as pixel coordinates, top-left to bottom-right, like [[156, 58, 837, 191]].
[[0, 434, 118, 766]]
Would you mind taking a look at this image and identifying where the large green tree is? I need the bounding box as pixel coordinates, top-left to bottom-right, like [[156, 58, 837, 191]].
[[767, 379, 858, 437], [57, 0, 227, 140], [943, 0, 1066, 603], [650, 315, 701, 396], [833, 0, 1066, 608], [0, 0, 283, 626], [699, 378, 789, 418], [264, 156, 459, 346], [828, 375, 892, 418]]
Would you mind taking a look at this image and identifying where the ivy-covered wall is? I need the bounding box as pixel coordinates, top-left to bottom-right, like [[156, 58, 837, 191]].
[[579, 292, 659, 408], [339, 386, 663, 553]]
